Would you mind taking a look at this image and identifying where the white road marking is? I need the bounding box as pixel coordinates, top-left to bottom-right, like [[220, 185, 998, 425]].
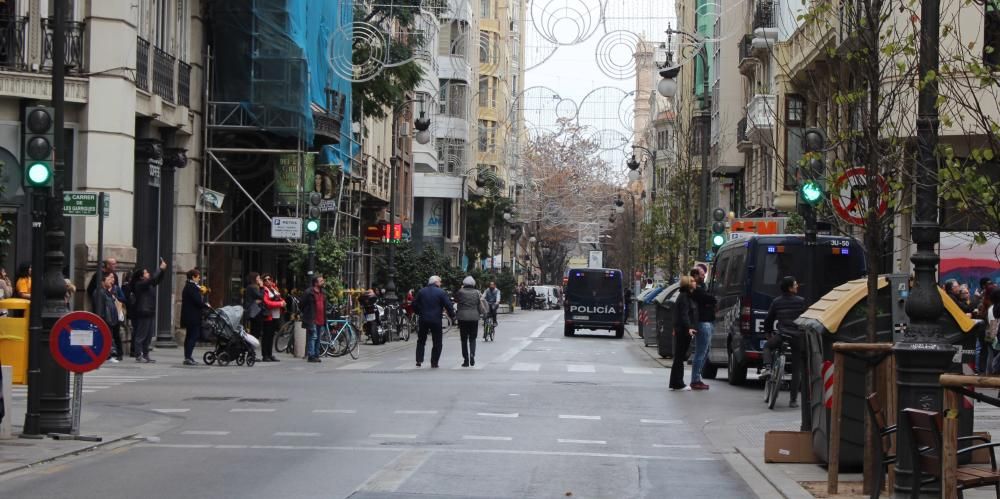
[[395, 363, 416, 370], [462, 435, 513, 441], [653, 444, 702, 449], [394, 410, 438, 415], [81, 389, 97, 393], [337, 361, 381, 370], [152, 408, 190, 413], [493, 313, 561, 363], [274, 432, 321, 437], [478, 412, 519, 418], [640, 419, 682, 425], [355, 449, 433, 493], [313, 409, 356, 414], [511, 362, 540, 371], [230, 408, 276, 413], [369, 433, 418, 439], [622, 367, 654, 375], [181, 430, 230, 436], [567, 364, 596, 373], [559, 414, 601, 420], [138, 443, 719, 461], [558, 439, 607, 445]]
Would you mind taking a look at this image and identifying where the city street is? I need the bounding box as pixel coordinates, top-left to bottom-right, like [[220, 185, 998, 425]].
[[0, 310, 798, 498]]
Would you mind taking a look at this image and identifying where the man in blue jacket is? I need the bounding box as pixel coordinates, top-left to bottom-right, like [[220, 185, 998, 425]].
[[412, 275, 455, 368]]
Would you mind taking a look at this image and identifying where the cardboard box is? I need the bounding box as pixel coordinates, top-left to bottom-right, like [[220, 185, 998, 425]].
[[764, 431, 817, 463]]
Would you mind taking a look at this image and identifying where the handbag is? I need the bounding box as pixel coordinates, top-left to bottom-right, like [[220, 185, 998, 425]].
[[115, 300, 126, 322]]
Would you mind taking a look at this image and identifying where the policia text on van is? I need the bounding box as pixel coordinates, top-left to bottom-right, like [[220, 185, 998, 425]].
[[704, 234, 866, 384], [564, 268, 626, 338]]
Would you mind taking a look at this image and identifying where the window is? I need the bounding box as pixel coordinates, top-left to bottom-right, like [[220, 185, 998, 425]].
[[786, 95, 805, 124], [656, 129, 669, 151], [490, 76, 498, 108], [479, 77, 489, 106], [479, 31, 490, 63], [480, 0, 492, 18], [437, 139, 466, 173], [478, 120, 489, 151], [492, 33, 501, 64], [987, 0, 1000, 66], [438, 80, 468, 118], [784, 95, 806, 190]]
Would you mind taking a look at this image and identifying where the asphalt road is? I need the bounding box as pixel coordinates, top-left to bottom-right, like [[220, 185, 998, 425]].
[[0, 310, 778, 499]]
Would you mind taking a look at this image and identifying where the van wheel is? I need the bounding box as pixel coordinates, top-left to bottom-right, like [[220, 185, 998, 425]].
[[727, 350, 747, 385], [614, 325, 624, 338], [564, 324, 575, 337], [702, 363, 718, 380]]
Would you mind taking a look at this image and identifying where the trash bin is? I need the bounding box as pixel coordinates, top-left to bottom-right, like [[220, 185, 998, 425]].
[[654, 284, 680, 359], [636, 288, 660, 346], [797, 275, 980, 468], [0, 299, 30, 385]]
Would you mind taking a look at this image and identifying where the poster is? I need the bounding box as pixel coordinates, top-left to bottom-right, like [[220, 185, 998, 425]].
[[274, 152, 316, 206], [424, 199, 444, 237]]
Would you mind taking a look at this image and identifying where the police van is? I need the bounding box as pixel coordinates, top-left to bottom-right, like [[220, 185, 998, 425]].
[[563, 268, 625, 338]]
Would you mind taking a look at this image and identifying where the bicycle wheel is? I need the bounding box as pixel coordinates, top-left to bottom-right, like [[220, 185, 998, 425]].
[[317, 328, 334, 357], [347, 325, 360, 359], [329, 330, 349, 357], [274, 323, 293, 353], [767, 355, 784, 410]]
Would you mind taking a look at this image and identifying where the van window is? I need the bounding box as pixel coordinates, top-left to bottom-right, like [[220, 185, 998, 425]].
[[726, 247, 747, 292], [752, 243, 861, 298], [712, 254, 730, 293], [566, 270, 622, 302]]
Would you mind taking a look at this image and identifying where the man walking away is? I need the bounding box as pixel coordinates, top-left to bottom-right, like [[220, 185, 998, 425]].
[[455, 276, 485, 367], [299, 275, 327, 363], [484, 281, 501, 325], [412, 275, 455, 368], [181, 268, 210, 365], [689, 266, 717, 390], [761, 276, 808, 408], [131, 258, 167, 363]]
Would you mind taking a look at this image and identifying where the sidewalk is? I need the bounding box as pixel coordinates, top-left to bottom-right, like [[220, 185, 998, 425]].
[[628, 324, 1000, 498]]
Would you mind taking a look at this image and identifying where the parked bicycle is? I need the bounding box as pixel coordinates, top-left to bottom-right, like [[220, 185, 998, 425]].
[[319, 315, 360, 359], [273, 296, 300, 354]]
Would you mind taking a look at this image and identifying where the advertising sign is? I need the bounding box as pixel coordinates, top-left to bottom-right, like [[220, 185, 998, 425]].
[[274, 152, 316, 206], [424, 199, 444, 237]]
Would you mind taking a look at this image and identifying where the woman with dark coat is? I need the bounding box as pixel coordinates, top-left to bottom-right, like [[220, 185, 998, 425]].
[[92, 272, 123, 363], [131, 258, 167, 363], [669, 275, 699, 390], [181, 268, 210, 365], [244, 272, 264, 338]]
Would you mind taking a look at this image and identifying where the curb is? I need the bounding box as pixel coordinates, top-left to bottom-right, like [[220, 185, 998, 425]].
[[0, 431, 138, 477], [735, 447, 815, 499]]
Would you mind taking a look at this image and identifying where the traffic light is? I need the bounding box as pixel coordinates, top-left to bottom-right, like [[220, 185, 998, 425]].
[[800, 128, 825, 206], [305, 192, 321, 234], [23, 106, 54, 188], [711, 207, 726, 249]]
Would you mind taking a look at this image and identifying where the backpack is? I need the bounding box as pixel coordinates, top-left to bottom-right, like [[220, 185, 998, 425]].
[[123, 281, 137, 310]]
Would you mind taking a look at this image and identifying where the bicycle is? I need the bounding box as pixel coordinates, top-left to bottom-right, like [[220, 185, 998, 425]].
[[319, 317, 360, 359], [763, 333, 793, 410], [482, 303, 498, 342], [273, 296, 300, 354]]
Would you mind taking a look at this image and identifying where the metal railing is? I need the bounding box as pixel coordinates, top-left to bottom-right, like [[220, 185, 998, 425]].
[[0, 16, 27, 71], [737, 116, 749, 143], [738, 34, 754, 62], [42, 18, 86, 73], [753, 0, 777, 30], [177, 60, 191, 107], [152, 45, 175, 103], [136, 37, 150, 91]]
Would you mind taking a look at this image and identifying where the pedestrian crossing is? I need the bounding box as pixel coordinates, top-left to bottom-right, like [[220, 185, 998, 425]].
[[9, 373, 167, 399]]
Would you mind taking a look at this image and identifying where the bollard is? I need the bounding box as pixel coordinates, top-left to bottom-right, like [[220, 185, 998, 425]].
[[1, 365, 11, 439], [293, 322, 307, 358]]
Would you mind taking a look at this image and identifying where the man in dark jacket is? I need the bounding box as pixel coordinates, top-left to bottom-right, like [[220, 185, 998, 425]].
[[689, 266, 718, 390], [298, 275, 327, 363], [761, 276, 807, 407], [181, 268, 210, 365], [131, 258, 167, 363], [412, 275, 455, 368]]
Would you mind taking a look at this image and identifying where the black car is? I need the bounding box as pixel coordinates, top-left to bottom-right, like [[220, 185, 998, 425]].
[[705, 234, 866, 383], [564, 268, 625, 338]]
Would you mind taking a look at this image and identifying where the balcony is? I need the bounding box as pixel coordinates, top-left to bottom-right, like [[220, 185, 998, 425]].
[[737, 116, 753, 152], [0, 16, 27, 71], [0, 16, 87, 103], [745, 93, 776, 145], [752, 1, 778, 51], [738, 34, 756, 75], [136, 37, 150, 91], [136, 36, 192, 109], [152, 46, 175, 103], [42, 18, 86, 73]]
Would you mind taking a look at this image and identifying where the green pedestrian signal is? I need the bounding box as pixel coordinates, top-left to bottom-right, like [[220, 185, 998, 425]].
[[710, 208, 726, 250], [305, 192, 321, 234], [22, 106, 54, 188], [304, 218, 320, 233], [800, 180, 823, 205]]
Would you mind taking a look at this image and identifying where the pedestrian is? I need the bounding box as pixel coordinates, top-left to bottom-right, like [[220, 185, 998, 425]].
[[973, 277, 993, 313], [412, 275, 455, 368], [526, 286, 536, 310], [131, 258, 167, 363], [761, 276, 808, 408], [14, 262, 30, 299], [260, 274, 285, 362], [63, 278, 76, 309], [518, 284, 527, 310], [180, 268, 210, 365], [624, 286, 633, 324], [455, 276, 485, 367], [985, 287, 1000, 374], [87, 258, 125, 312], [957, 284, 975, 315], [244, 272, 264, 337], [669, 275, 698, 391], [298, 275, 327, 363], [483, 281, 500, 325], [689, 266, 718, 390], [92, 272, 124, 363], [0, 267, 11, 316], [976, 283, 998, 372]]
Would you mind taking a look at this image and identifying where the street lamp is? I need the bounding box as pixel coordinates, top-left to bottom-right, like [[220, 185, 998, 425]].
[[385, 97, 431, 305], [628, 145, 657, 202], [656, 26, 712, 261]]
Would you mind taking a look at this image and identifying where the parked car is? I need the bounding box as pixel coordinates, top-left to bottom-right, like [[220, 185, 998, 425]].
[[531, 285, 562, 310], [705, 234, 866, 384]]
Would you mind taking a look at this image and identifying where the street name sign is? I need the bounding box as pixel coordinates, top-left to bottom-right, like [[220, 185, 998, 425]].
[[49, 311, 112, 373], [271, 217, 303, 239], [63, 191, 110, 217]]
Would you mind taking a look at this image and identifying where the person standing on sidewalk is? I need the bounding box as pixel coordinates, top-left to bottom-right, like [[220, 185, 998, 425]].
[[180, 268, 210, 365], [260, 274, 285, 362], [87, 258, 124, 310], [299, 275, 327, 363], [668, 275, 698, 391], [455, 276, 485, 367], [244, 272, 264, 337], [93, 272, 123, 363], [412, 275, 455, 368], [131, 258, 167, 363], [689, 266, 718, 390]]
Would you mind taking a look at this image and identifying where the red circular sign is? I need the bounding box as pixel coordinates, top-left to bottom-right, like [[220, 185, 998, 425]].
[[832, 167, 889, 226], [49, 311, 113, 373]]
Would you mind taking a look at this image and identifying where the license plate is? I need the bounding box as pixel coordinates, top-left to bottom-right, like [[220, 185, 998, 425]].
[[760, 340, 767, 349], [365, 313, 376, 321], [573, 315, 589, 320]]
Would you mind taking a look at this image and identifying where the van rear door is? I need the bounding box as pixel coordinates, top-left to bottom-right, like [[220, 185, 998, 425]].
[[565, 269, 623, 325]]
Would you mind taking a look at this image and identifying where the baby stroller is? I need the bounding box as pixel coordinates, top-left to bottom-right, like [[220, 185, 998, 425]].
[[202, 305, 259, 366]]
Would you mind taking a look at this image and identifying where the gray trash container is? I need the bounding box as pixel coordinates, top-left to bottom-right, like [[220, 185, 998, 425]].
[[654, 284, 680, 358]]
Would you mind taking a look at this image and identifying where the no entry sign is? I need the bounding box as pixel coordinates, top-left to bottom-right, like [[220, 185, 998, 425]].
[[832, 167, 889, 226], [49, 311, 112, 373]]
